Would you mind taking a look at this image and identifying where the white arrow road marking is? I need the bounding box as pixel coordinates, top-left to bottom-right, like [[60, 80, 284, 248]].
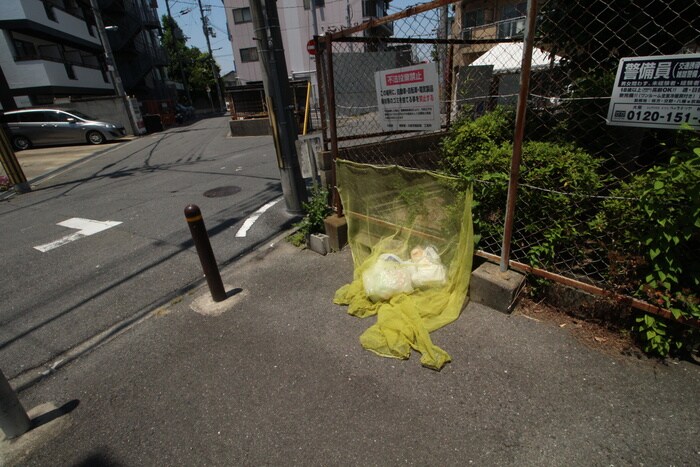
[[34, 218, 122, 253], [235, 198, 282, 238]]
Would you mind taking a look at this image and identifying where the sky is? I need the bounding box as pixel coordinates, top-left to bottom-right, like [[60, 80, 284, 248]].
[[155, 0, 440, 76]]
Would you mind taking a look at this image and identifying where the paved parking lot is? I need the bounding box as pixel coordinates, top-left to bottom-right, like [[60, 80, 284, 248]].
[[13, 138, 136, 182]]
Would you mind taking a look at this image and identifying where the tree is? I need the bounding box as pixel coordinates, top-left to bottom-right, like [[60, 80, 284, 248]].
[[161, 15, 221, 102], [538, 0, 700, 72]]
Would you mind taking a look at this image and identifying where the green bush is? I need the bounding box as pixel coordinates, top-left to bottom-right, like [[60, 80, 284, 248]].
[[593, 131, 700, 356], [442, 110, 603, 269], [442, 110, 699, 359]]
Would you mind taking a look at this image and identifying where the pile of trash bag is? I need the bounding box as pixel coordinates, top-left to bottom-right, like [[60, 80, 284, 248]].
[[363, 245, 447, 302], [333, 160, 474, 370]]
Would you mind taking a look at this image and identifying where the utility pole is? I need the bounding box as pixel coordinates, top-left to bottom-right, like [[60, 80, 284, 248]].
[[165, 0, 192, 104], [0, 123, 30, 194], [249, 0, 307, 213], [89, 0, 138, 135], [196, 0, 225, 112], [310, 0, 319, 36]]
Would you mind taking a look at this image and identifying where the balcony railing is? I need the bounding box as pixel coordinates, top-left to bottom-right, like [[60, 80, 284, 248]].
[[16, 51, 103, 70], [462, 16, 526, 41], [8, 58, 112, 90]]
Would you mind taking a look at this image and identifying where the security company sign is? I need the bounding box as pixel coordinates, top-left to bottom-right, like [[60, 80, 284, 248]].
[[375, 63, 440, 132], [607, 53, 700, 130]]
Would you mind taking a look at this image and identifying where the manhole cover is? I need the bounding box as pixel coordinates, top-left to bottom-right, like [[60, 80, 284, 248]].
[[203, 186, 241, 198]]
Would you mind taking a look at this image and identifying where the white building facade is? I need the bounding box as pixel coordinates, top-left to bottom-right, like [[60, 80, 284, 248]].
[[223, 0, 391, 84]]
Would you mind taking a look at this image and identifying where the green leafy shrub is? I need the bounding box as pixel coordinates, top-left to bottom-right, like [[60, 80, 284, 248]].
[[593, 131, 700, 356], [443, 111, 603, 270], [288, 186, 332, 247]]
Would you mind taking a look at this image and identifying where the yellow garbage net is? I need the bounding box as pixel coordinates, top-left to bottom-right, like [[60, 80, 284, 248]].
[[333, 160, 474, 370]]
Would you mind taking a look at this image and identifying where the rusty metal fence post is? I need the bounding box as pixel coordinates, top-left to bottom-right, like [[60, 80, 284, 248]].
[[499, 0, 538, 273]]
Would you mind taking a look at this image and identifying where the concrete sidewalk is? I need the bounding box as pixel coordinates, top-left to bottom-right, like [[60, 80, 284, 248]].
[[2, 234, 699, 466]]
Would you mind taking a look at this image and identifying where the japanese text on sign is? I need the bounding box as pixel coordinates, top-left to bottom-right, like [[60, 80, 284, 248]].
[[375, 63, 441, 132], [607, 53, 700, 130]]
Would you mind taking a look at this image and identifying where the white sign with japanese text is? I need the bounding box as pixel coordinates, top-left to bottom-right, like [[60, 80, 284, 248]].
[[375, 63, 441, 132], [607, 53, 700, 130]]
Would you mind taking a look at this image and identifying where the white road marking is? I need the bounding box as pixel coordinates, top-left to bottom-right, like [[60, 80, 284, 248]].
[[235, 198, 282, 238], [34, 218, 122, 252]]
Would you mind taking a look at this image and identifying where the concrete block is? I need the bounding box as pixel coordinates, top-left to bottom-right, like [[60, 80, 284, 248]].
[[229, 118, 272, 137], [323, 214, 348, 252], [469, 262, 526, 313], [308, 233, 329, 255]]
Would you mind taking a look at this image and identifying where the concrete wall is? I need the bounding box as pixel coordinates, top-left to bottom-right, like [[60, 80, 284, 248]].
[[51, 96, 134, 135], [338, 132, 447, 169], [333, 50, 413, 117], [229, 118, 272, 137]]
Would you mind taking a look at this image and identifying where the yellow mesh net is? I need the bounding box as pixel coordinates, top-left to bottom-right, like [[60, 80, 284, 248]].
[[333, 160, 474, 370]]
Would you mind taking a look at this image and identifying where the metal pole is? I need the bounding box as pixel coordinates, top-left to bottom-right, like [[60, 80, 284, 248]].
[[0, 369, 31, 440], [89, 0, 138, 136], [315, 36, 329, 152], [184, 204, 227, 302], [310, 0, 319, 36], [250, 0, 307, 213], [324, 35, 342, 215], [196, 0, 225, 112], [499, 0, 538, 273]]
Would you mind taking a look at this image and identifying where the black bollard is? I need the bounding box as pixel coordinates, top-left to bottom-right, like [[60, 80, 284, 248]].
[[0, 369, 31, 440], [184, 204, 227, 302]]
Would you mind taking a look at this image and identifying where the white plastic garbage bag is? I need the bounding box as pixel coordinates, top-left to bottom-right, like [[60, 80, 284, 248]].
[[408, 246, 447, 289], [362, 254, 414, 302], [361, 246, 447, 302]]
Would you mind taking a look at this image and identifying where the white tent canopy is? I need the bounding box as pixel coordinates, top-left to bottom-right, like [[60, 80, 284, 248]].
[[470, 43, 562, 74]]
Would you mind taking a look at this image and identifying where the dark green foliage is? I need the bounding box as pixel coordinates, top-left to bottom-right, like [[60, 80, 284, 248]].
[[594, 130, 700, 356], [161, 15, 220, 102], [288, 186, 332, 247]]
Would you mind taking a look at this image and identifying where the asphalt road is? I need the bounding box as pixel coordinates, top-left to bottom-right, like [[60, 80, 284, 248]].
[[0, 116, 298, 380]]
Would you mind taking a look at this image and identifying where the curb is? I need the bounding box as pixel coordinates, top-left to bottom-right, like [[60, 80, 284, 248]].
[[9, 222, 301, 393]]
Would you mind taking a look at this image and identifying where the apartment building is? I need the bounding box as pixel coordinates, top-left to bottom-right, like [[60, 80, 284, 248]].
[[222, 0, 392, 84], [98, 0, 169, 100], [451, 0, 527, 67], [0, 0, 114, 111]]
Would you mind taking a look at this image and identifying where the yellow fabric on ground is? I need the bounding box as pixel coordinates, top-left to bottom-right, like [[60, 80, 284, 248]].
[[333, 160, 474, 370]]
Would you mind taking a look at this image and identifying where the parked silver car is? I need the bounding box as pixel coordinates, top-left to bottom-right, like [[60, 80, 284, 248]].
[[2, 108, 126, 150]]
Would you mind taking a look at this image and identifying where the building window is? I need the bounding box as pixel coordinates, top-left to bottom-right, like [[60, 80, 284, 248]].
[[303, 0, 325, 10], [498, 2, 527, 39], [461, 9, 485, 40], [232, 7, 252, 24], [463, 9, 485, 29], [362, 0, 385, 18], [240, 47, 259, 63], [502, 3, 527, 20], [13, 39, 37, 60]]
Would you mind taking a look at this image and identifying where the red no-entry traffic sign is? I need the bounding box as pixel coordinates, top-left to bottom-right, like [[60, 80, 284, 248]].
[[307, 39, 316, 56]]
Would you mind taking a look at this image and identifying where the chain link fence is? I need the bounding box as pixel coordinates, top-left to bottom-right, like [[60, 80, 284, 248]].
[[316, 0, 700, 332]]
